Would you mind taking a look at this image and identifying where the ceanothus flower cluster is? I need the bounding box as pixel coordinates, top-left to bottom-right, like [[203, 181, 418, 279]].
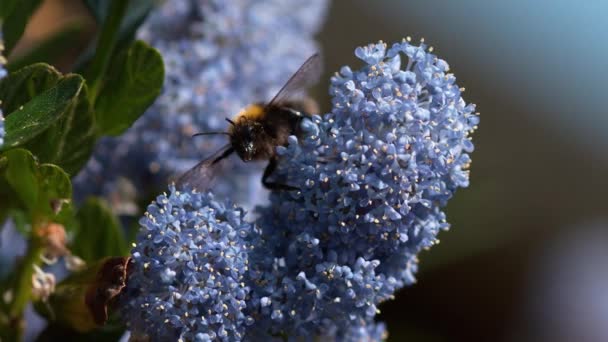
[[121, 39, 478, 341], [121, 187, 258, 341], [74, 0, 328, 210], [248, 39, 478, 337]]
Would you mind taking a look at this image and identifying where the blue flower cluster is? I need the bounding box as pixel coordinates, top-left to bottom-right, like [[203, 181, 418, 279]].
[[0, 30, 6, 147], [74, 0, 328, 209], [121, 39, 478, 341], [121, 186, 258, 341], [246, 39, 479, 337]]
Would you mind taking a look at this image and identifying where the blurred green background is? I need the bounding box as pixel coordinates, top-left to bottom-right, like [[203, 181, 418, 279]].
[[10, 0, 607, 341]]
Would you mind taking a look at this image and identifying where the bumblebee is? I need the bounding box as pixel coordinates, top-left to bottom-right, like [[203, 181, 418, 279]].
[[176, 53, 322, 191]]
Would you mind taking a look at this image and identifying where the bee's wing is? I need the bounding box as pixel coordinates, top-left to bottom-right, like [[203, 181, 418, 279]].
[[267, 53, 322, 107], [174, 144, 232, 192]]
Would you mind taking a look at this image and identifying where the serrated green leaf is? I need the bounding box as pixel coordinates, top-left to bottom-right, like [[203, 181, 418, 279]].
[[0, 63, 62, 113], [95, 40, 163, 135], [24, 83, 97, 175], [2, 0, 43, 54], [73, 198, 127, 263], [0, 63, 97, 174], [0, 74, 84, 150]]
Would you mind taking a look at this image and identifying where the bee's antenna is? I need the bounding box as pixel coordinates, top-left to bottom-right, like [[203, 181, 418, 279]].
[[225, 118, 236, 126], [192, 132, 230, 138]]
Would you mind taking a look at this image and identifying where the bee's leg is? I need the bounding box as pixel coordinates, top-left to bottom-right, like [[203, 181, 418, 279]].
[[212, 147, 234, 164], [262, 157, 299, 191]]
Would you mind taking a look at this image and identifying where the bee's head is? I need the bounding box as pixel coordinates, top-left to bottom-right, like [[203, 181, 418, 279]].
[[230, 119, 266, 161]]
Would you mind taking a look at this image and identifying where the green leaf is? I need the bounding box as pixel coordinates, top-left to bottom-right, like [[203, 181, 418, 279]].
[[85, 0, 129, 101], [83, 0, 111, 23], [73, 198, 127, 263], [0, 151, 75, 340], [38, 164, 72, 205], [74, 0, 153, 74], [7, 21, 85, 72], [3, 148, 39, 209], [84, 0, 153, 28], [116, 0, 154, 45], [1, 0, 43, 54], [95, 40, 163, 135], [24, 83, 97, 175], [0, 63, 62, 113], [0, 63, 95, 174], [0, 72, 85, 150], [0, 149, 72, 217]]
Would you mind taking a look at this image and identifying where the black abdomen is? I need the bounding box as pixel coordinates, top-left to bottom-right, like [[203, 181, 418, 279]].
[[264, 104, 309, 142]]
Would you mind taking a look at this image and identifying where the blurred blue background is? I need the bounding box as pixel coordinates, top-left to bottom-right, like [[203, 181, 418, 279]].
[[361, 0, 608, 148], [9, 0, 607, 341]]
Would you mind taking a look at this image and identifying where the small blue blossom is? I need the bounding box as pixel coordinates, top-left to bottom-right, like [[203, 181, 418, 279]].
[[75, 0, 328, 210], [248, 39, 478, 337], [120, 186, 258, 341]]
